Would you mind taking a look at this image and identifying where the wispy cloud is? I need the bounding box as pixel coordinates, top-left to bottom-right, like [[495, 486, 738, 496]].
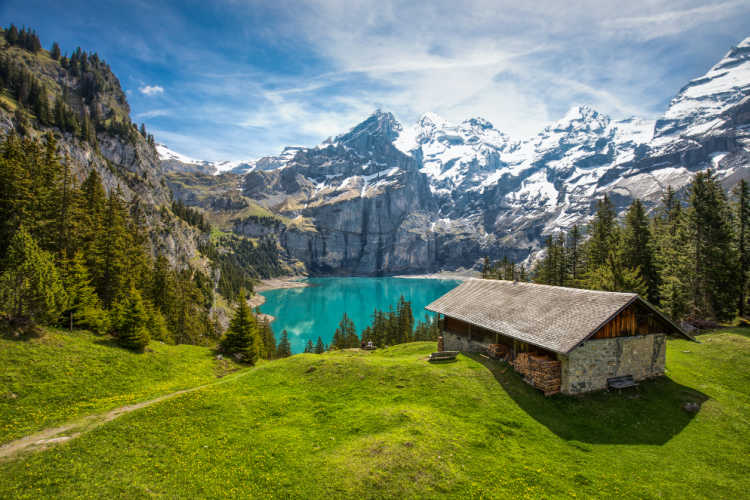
[[135, 109, 171, 119], [601, 1, 747, 40]]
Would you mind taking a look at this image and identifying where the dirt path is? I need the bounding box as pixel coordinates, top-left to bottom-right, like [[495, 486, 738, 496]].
[[0, 369, 252, 461]]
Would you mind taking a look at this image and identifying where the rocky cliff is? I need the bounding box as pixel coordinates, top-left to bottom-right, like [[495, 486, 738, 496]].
[[0, 36, 205, 269]]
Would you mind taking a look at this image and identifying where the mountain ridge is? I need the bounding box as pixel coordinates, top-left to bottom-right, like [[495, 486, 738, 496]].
[[163, 36, 750, 274]]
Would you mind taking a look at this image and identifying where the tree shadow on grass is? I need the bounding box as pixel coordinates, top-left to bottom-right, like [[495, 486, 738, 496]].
[[464, 353, 708, 445]]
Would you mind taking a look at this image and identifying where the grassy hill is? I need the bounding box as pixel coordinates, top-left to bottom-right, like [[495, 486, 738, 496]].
[[0, 330, 749, 498], [0, 329, 243, 444]]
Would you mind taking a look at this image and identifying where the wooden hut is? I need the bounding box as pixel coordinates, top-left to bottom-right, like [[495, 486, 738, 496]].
[[426, 279, 694, 395]]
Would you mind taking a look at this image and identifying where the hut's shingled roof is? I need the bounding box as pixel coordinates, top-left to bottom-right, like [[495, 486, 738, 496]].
[[425, 279, 689, 353]]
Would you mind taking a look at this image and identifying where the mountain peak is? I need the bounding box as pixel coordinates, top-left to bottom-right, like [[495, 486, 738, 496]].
[[657, 35, 750, 138], [553, 105, 609, 132], [711, 35, 750, 73], [418, 112, 449, 128], [333, 110, 403, 152], [463, 117, 494, 130]]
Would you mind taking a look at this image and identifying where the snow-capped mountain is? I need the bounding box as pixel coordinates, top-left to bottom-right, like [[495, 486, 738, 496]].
[[156, 144, 304, 176], [163, 37, 750, 274]]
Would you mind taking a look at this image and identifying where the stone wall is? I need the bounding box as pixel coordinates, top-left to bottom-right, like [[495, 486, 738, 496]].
[[560, 334, 666, 395], [442, 330, 493, 353]]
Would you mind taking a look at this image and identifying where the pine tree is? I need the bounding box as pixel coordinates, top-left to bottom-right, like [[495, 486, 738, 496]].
[[654, 188, 691, 321], [481, 256, 491, 279], [396, 295, 413, 343], [145, 301, 172, 344], [689, 170, 738, 320], [259, 318, 276, 359], [733, 180, 750, 316], [57, 156, 76, 256], [622, 199, 658, 302], [78, 169, 106, 278], [0, 134, 32, 256], [519, 264, 528, 282], [60, 250, 107, 333], [314, 336, 325, 354], [587, 195, 617, 270], [50, 42, 61, 60], [277, 330, 292, 358], [587, 245, 647, 296], [304, 339, 314, 353], [567, 225, 583, 283], [332, 312, 358, 349], [0, 227, 67, 326], [112, 287, 150, 352], [97, 189, 129, 306], [219, 290, 260, 364]]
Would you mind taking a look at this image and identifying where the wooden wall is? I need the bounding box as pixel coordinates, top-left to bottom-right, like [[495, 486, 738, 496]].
[[442, 316, 552, 356], [591, 300, 676, 339]]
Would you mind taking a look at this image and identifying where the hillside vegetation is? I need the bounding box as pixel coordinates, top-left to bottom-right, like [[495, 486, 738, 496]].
[[0, 329, 243, 443], [0, 331, 748, 498]]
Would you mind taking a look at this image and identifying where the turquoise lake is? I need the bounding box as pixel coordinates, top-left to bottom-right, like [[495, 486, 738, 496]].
[[257, 277, 461, 354]]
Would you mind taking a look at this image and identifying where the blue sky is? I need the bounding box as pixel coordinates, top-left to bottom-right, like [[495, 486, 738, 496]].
[[3, 0, 750, 160]]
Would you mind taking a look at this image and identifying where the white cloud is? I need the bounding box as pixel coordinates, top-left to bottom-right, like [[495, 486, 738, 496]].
[[139, 85, 164, 96]]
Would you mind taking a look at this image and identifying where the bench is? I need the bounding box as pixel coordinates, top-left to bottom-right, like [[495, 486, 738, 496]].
[[607, 375, 638, 391], [428, 351, 458, 362]]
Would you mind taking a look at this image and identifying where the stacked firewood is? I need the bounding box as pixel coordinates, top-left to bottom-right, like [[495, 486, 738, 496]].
[[512, 353, 561, 396], [487, 343, 509, 360]]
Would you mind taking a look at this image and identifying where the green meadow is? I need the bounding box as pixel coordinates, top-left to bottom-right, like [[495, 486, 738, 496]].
[[1, 329, 749, 498], [0, 329, 241, 444]]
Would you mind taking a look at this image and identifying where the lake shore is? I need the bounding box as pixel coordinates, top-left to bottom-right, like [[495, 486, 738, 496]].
[[254, 277, 310, 292], [249, 277, 310, 309], [394, 270, 478, 280]]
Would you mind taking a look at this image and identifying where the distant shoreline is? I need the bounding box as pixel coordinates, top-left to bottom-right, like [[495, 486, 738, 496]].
[[394, 270, 477, 281], [254, 277, 310, 292], [249, 277, 310, 310]]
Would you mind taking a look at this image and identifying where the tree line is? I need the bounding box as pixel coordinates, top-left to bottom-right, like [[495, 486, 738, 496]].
[[299, 296, 440, 355], [171, 199, 211, 232], [532, 170, 747, 323], [1, 25, 155, 148], [481, 256, 528, 281], [3, 25, 41, 53], [0, 133, 220, 348]]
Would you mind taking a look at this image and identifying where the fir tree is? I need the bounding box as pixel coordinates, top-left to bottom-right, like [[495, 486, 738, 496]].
[[654, 188, 691, 321], [567, 225, 583, 282], [219, 290, 260, 364], [0, 227, 66, 326], [587, 245, 647, 296], [277, 330, 292, 358], [112, 287, 150, 352], [60, 250, 105, 333], [97, 188, 129, 306], [332, 312, 358, 349], [50, 42, 61, 60], [481, 256, 491, 279], [396, 295, 414, 343], [688, 170, 738, 320], [145, 301, 172, 344], [622, 199, 658, 302], [734, 179, 750, 316], [314, 336, 325, 354], [304, 339, 314, 353], [587, 195, 617, 270], [259, 318, 276, 359]]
